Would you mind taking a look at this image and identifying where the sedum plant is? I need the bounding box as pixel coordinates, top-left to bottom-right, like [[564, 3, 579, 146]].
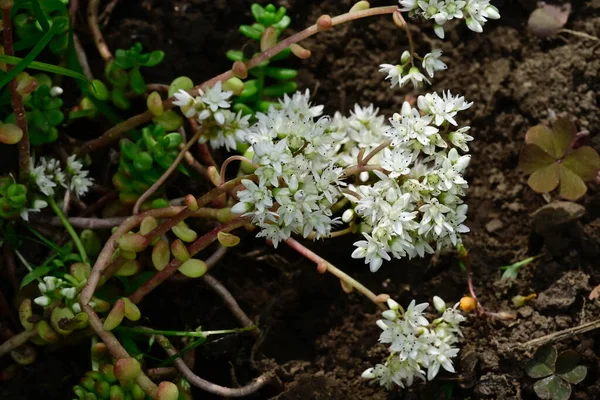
[[525, 345, 587, 400], [519, 118, 600, 201]]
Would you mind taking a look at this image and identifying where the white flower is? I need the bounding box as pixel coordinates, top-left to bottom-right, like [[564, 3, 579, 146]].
[[200, 81, 232, 112], [232, 179, 273, 215], [20, 199, 48, 221], [379, 64, 404, 88], [399, 0, 418, 11], [422, 50, 447, 78], [417, 91, 472, 126], [405, 300, 429, 327], [403, 67, 431, 89], [351, 233, 391, 272], [449, 126, 474, 152], [279, 89, 324, 118], [34, 295, 51, 307], [60, 287, 76, 299]]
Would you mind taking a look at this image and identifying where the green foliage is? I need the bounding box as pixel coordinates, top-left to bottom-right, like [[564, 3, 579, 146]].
[[0, 178, 28, 219], [73, 364, 148, 400], [499, 254, 542, 280], [105, 42, 165, 110], [113, 124, 188, 204], [226, 3, 297, 115], [519, 118, 600, 201], [525, 345, 587, 400], [13, 0, 71, 56]]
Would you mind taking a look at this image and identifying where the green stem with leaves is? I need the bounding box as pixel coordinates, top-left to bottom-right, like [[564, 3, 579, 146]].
[[47, 197, 88, 264], [114, 325, 256, 338]]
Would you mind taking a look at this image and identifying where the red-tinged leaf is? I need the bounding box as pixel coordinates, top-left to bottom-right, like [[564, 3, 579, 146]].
[[559, 165, 587, 201], [526, 125, 559, 158], [527, 162, 560, 193], [519, 144, 556, 174], [552, 118, 577, 158], [563, 146, 600, 181]]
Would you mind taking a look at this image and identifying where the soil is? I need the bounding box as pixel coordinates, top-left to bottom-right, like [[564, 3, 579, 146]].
[[2, 0, 600, 399]]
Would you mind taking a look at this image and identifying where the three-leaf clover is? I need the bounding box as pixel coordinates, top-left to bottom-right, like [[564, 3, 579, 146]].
[[525, 345, 587, 400], [519, 118, 600, 201]]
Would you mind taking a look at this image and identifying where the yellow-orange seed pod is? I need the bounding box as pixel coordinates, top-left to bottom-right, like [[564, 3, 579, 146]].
[[459, 296, 477, 313]]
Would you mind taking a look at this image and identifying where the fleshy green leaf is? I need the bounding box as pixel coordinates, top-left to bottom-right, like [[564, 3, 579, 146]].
[[526, 345, 557, 379], [527, 162, 560, 194], [556, 351, 587, 384], [558, 164, 587, 201], [226, 50, 244, 62], [144, 50, 165, 67], [239, 25, 263, 40], [519, 144, 556, 174], [533, 376, 571, 400], [562, 146, 600, 181]]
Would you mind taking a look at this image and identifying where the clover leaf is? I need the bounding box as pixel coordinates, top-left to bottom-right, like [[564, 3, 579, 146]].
[[525, 345, 587, 400], [519, 118, 600, 201]]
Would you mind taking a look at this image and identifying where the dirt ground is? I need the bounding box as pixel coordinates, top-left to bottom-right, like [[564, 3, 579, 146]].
[[3, 0, 600, 399]]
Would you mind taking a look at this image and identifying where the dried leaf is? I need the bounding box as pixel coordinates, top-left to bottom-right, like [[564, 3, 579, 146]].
[[559, 165, 587, 201], [519, 144, 556, 174], [526, 345, 557, 379], [589, 283, 600, 300], [563, 146, 600, 181], [552, 118, 577, 158], [527, 162, 560, 193], [533, 375, 571, 400], [528, 3, 571, 38]]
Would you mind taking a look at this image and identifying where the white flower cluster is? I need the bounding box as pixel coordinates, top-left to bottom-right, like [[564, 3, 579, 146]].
[[346, 92, 473, 272], [173, 82, 251, 151], [30, 155, 93, 199], [362, 297, 465, 389], [399, 0, 500, 38], [380, 50, 447, 90], [231, 91, 344, 247], [34, 276, 82, 313]]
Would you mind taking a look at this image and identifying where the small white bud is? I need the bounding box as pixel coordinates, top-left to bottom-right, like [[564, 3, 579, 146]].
[[38, 282, 48, 293], [485, 5, 500, 20], [34, 295, 51, 307], [72, 303, 82, 313], [50, 86, 64, 97], [433, 296, 447, 313], [43, 276, 57, 291], [382, 310, 397, 321], [401, 50, 411, 64], [434, 24, 445, 39], [60, 287, 76, 299], [387, 298, 400, 310], [361, 368, 376, 379], [376, 320, 389, 330], [359, 171, 369, 182], [342, 209, 355, 223]]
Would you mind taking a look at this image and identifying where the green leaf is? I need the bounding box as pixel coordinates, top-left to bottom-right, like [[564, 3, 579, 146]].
[[0, 54, 87, 82], [562, 146, 600, 181], [21, 266, 52, 288], [226, 50, 244, 62], [558, 164, 587, 201], [551, 118, 577, 159], [265, 67, 298, 81], [519, 144, 555, 174], [273, 15, 291, 31], [143, 50, 165, 67], [526, 345, 557, 379], [31, 0, 51, 32], [238, 79, 259, 98], [500, 255, 542, 281], [533, 376, 571, 400], [239, 25, 263, 40], [0, 19, 66, 90], [129, 67, 146, 95], [158, 336, 206, 367], [527, 162, 560, 194], [555, 351, 587, 384], [251, 4, 265, 21], [263, 81, 297, 97]]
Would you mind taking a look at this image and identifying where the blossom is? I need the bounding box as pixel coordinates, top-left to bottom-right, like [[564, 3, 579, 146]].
[[351, 233, 391, 272], [200, 81, 232, 112], [448, 126, 474, 151], [422, 50, 447, 78], [379, 64, 404, 88]]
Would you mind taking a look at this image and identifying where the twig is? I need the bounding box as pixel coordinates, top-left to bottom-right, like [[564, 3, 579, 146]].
[[133, 128, 204, 214], [77, 5, 399, 154], [73, 34, 94, 80], [184, 151, 208, 176], [146, 367, 178, 380], [63, 190, 72, 214], [0, 329, 36, 358], [98, 0, 121, 26], [87, 0, 113, 63], [518, 318, 600, 348], [202, 273, 258, 337], [284, 237, 386, 311], [156, 335, 273, 397], [2, 5, 30, 182], [220, 156, 257, 184], [128, 217, 249, 304], [560, 28, 599, 41]]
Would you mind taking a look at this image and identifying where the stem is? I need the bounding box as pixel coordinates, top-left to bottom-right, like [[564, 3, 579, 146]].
[[114, 325, 255, 338], [87, 0, 113, 63], [77, 5, 399, 154], [2, 6, 30, 182], [284, 237, 386, 310], [305, 224, 356, 240], [73, 34, 94, 80], [559, 28, 599, 41], [133, 128, 204, 214], [0, 329, 36, 358], [48, 197, 88, 264], [128, 217, 249, 304], [156, 335, 274, 397], [220, 155, 257, 184], [358, 139, 392, 166]]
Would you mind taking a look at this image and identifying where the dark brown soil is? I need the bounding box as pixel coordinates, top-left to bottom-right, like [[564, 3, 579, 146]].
[[3, 0, 600, 399]]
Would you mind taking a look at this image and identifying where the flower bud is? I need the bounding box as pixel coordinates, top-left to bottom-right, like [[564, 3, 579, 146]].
[[118, 232, 148, 253], [172, 221, 198, 243], [361, 368, 375, 379], [290, 43, 311, 59], [0, 123, 23, 145], [140, 216, 158, 236], [178, 259, 207, 278], [223, 77, 245, 96], [359, 171, 369, 182], [147, 91, 164, 117], [376, 320, 388, 330], [386, 298, 400, 311], [19, 299, 34, 331], [401, 50, 411, 64], [171, 239, 190, 262], [51, 306, 76, 335], [103, 299, 125, 331], [433, 296, 447, 313], [350, 1, 370, 12], [382, 310, 397, 321], [342, 209, 355, 223], [33, 295, 51, 307], [60, 287, 76, 299], [115, 259, 141, 276], [121, 297, 141, 321], [184, 195, 199, 211], [152, 239, 171, 271], [459, 296, 477, 313], [114, 357, 141, 387], [486, 5, 500, 19], [260, 26, 278, 51], [36, 320, 59, 343], [217, 231, 240, 247], [157, 381, 180, 400], [10, 345, 36, 365]]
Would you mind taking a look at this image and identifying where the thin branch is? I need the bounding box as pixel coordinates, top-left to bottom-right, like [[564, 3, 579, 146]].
[[98, 0, 121, 26], [73, 34, 94, 80], [0, 329, 36, 358], [77, 5, 399, 154], [220, 156, 257, 184], [518, 318, 600, 348], [133, 128, 204, 214], [87, 0, 113, 63], [156, 335, 273, 397], [2, 5, 30, 182]]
